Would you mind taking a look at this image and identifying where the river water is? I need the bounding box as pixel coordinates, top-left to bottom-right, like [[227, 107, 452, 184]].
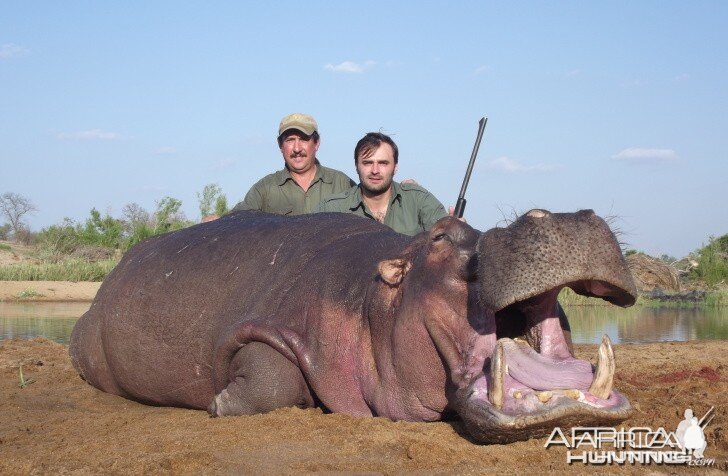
[[0, 302, 726, 345]]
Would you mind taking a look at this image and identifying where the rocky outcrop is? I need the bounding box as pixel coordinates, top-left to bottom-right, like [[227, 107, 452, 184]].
[[626, 253, 681, 292]]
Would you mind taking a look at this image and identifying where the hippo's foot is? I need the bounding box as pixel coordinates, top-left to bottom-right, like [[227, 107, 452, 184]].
[[208, 342, 314, 417]]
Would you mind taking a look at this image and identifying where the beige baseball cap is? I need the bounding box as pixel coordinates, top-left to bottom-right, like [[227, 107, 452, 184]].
[[278, 113, 318, 136]]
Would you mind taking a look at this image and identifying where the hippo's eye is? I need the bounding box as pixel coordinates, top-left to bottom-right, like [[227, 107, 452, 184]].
[[433, 233, 451, 243]]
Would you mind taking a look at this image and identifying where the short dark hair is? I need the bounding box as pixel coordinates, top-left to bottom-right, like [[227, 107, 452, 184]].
[[354, 132, 398, 165], [277, 130, 320, 147]]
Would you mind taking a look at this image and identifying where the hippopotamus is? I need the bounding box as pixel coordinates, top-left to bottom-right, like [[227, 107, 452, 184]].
[[69, 209, 637, 444]]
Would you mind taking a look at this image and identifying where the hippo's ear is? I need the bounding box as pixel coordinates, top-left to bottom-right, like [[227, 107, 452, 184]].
[[378, 258, 412, 286]]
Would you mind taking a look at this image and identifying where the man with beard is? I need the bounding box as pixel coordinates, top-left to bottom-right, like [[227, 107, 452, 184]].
[[315, 132, 447, 236], [231, 113, 354, 215]]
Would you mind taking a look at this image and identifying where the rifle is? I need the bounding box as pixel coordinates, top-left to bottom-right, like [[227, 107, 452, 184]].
[[453, 117, 487, 218]]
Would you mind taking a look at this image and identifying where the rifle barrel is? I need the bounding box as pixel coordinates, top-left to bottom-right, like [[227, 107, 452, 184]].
[[454, 117, 487, 218]]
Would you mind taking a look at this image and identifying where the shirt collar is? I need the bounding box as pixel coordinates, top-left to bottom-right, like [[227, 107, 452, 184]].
[[276, 159, 328, 186], [350, 182, 403, 211]]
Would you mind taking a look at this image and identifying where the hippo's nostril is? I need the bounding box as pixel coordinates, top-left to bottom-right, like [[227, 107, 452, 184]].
[[525, 209, 549, 218]]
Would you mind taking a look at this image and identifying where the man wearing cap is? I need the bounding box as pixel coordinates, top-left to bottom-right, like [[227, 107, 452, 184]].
[[231, 113, 354, 215], [315, 132, 447, 236]]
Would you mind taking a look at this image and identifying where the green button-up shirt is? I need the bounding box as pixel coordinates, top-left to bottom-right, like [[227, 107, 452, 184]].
[[232, 162, 355, 215], [315, 182, 448, 236]]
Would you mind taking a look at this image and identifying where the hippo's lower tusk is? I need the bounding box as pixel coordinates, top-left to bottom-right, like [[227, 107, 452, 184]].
[[588, 335, 615, 399], [488, 340, 506, 409]]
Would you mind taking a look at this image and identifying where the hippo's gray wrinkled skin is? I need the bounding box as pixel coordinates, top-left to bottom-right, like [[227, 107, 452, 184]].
[[70, 209, 637, 444]]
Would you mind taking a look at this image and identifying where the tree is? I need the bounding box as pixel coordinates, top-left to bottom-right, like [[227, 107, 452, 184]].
[[154, 196, 188, 232], [214, 195, 229, 217], [122, 202, 150, 227], [0, 192, 37, 240], [121, 203, 154, 251], [197, 183, 226, 219]]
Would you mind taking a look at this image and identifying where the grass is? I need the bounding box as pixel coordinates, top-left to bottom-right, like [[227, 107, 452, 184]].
[[0, 258, 118, 282], [16, 289, 44, 299], [0, 243, 11, 251], [558, 286, 728, 307], [557, 287, 611, 306], [704, 289, 728, 307], [635, 296, 705, 308], [18, 365, 35, 388]]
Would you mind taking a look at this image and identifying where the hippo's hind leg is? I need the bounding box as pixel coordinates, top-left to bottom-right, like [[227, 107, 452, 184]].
[[69, 308, 124, 395], [208, 342, 314, 416]]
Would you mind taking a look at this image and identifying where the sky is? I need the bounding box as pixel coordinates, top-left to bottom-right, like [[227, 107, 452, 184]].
[[1, 1, 726, 258]]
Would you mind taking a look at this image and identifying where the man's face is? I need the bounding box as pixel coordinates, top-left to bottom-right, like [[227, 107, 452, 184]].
[[356, 142, 397, 195], [280, 131, 319, 174]]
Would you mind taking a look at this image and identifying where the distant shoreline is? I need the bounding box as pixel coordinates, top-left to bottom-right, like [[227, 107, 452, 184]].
[[0, 281, 100, 302], [1, 280, 724, 307]]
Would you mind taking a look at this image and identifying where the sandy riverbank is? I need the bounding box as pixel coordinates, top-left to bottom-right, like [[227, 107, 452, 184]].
[[0, 338, 726, 473], [0, 281, 100, 302]]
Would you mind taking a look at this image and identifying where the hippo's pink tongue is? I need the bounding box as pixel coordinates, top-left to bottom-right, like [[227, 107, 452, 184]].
[[487, 335, 618, 410], [498, 339, 592, 390]]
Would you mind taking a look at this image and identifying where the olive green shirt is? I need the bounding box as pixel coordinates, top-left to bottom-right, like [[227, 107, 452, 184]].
[[232, 162, 355, 215], [315, 182, 448, 236]]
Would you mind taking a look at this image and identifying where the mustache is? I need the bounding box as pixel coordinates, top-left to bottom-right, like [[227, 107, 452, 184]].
[[290, 151, 308, 158]]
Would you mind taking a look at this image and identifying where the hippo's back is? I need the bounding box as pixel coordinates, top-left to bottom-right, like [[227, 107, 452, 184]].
[[70, 211, 410, 408]]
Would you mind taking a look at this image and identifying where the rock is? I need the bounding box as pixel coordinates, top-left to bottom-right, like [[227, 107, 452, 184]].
[[626, 253, 681, 292]]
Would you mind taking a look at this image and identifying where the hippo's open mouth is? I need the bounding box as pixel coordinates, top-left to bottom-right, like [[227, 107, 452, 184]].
[[460, 279, 634, 444], [457, 209, 638, 443]]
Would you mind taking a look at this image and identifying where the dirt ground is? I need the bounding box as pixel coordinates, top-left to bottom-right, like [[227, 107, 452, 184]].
[[0, 242, 36, 267], [0, 338, 725, 474]]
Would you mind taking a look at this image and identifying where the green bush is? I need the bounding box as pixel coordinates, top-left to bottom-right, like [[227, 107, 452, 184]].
[[2, 196, 197, 282], [0, 223, 11, 241], [35, 198, 195, 256], [35, 218, 81, 255], [123, 221, 156, 251], [691, 234, 728, 287], [80, 208, 124, 249], [215, 195, 229, 217]]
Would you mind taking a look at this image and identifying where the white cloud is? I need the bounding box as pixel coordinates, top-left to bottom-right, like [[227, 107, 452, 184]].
[[57, 129, 120, 140], [324, 60, 376, 74], [155, 146, 176, 154], [0, 43, 29, 59], [674, 73, 690, 82], [611, 148, 678, 163], [565, 69, 581, 77], [486, 156, 559, 174], [474, 65, 489, 75]]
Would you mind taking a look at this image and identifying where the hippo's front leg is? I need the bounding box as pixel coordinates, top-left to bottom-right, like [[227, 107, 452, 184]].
[[209, 322, 315, 416]]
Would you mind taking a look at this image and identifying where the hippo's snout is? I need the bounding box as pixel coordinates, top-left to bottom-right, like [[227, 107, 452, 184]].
[[477, 209, 637, 312]]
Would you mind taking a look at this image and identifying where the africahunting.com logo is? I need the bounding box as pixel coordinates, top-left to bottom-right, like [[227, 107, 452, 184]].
[[545, 407, 716, 466]]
